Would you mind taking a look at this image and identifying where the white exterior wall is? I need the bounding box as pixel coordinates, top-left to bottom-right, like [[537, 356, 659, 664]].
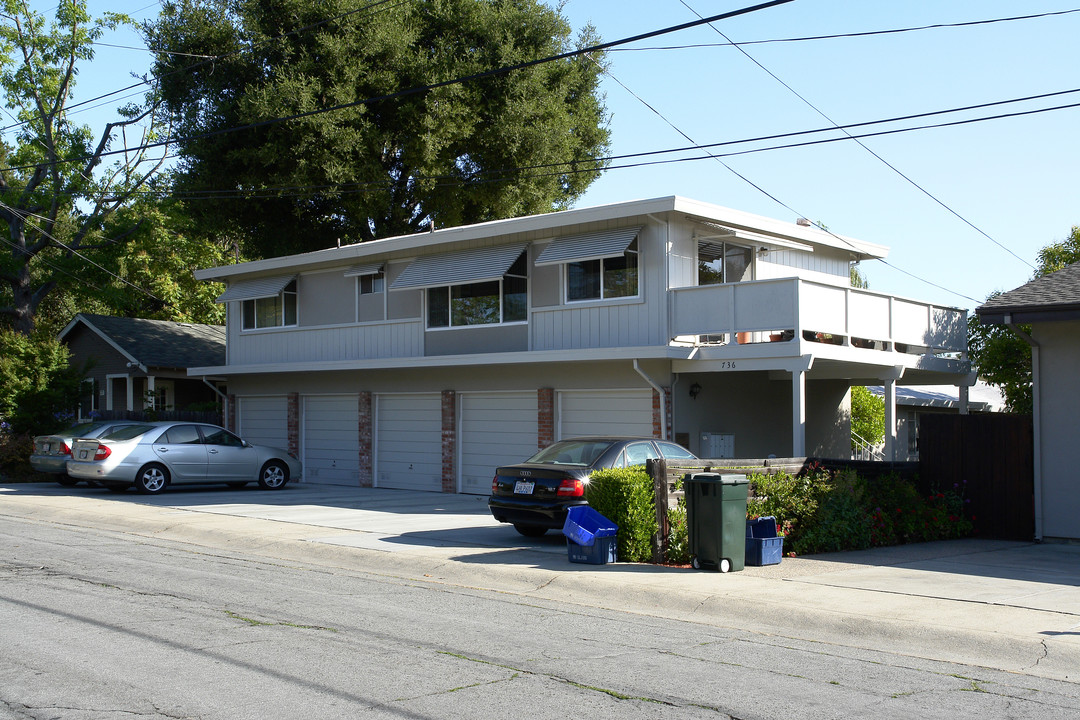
[[1034, 319, 1080, 540]]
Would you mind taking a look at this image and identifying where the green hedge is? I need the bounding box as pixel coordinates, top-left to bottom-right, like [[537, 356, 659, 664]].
[[585, 467, 657, 563]]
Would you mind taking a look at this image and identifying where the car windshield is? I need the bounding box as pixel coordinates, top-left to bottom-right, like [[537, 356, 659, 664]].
[[525, 440, 615, 466], [65, 422, 102, 438], [100, 424, 156, 441]]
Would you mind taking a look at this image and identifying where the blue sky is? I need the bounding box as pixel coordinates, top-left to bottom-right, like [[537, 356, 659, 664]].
[[28, 0, 1080, 313]]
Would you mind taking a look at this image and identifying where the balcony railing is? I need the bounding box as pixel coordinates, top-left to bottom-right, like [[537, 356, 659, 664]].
[[669, 278, 967, 354]]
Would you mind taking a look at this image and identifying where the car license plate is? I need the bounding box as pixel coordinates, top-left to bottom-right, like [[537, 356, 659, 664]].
[[43, 442, 51, 453], [78, 450, 88, 460], [513, 480, 535, 495]]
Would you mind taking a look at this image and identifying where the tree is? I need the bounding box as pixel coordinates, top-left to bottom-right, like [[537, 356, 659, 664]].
[[0, 0, 169, 336], [968, 226, 1080, 414], [850, 385, 884, 454], [146, 0, 611, 258], [0, 328, 84, 435]]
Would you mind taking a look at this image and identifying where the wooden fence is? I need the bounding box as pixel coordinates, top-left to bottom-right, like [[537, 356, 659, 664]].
[[918, 413, 1034, 541], [90, 409, 224, 425]]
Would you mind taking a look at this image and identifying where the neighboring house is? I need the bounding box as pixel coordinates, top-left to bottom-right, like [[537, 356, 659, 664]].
[[865, 382, 1003, 461], [976, 262, 1080, 542], [189, 196, 971, 492], [60, 314, 226, 419]]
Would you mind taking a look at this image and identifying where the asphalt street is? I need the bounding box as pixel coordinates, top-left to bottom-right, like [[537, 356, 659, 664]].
[[2, 481, 1080, 718]]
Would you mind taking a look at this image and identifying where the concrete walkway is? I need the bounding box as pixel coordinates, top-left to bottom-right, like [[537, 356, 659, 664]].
[[4, 481, 1079, 681]]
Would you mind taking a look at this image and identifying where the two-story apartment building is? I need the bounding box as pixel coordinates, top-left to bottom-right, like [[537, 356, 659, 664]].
[[190, 196, 971, 492]]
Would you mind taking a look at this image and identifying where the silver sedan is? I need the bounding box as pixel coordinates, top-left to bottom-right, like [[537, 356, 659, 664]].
[[66, 422, 302, 494], [31, 421, 145, 484]]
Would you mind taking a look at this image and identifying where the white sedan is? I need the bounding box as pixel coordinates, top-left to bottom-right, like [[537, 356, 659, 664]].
[[67, 422, 302, 494]]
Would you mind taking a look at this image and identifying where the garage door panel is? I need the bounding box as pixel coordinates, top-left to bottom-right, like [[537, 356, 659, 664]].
[[303, 396, 359, 485], [459, 392, 538, 495], [237, 397, 288, 449], [560, 390, 653, 439], [377, 394, 442, 492]]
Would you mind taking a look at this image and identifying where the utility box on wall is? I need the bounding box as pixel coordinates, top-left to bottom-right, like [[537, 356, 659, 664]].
[[700, 432, 734, 458]]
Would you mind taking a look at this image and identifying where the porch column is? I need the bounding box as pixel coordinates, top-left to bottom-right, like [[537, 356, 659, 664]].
[[147, 376, 156, 409], [883, 379, 897, 461], [958, 385, 970, 415], [126, 376, 134, 411], [791, 370, 806, 457]]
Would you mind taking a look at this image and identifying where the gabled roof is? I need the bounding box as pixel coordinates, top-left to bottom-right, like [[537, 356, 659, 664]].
[[976, 262, 1080, 324], [60, 314, 225, 370]]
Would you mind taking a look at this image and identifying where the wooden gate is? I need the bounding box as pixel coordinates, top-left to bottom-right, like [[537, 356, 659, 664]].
[[919, 414, 1034, 541]]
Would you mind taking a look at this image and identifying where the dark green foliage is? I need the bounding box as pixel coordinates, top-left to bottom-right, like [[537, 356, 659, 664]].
[[586, 467, 657, 563], [0, 330, 86, 435], [147, 0, 611, 258], [744, 463, 973, 556]]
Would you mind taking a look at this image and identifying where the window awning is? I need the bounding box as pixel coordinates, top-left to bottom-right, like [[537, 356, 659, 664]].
[[215, 275, 295, 304], [534, 226, 642, 266], [343, 262, 384, 278], [390, 244, 527, 290]]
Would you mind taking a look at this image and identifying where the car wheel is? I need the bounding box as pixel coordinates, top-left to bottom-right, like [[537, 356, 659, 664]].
[[513, 524, 548, 537], [56, 476, 78, 487], [258, 461, 288, 490], [227, 482, 248, 489], [135, 464, 169, 494]]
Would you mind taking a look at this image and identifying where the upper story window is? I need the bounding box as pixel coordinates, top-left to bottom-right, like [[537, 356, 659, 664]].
[[567, 238, 638, 301], [698, 241, 752, 285], [427, 252, 527, 328], [241, 279, 297, 330], [359, 271, 385, 295], [534, 226, 643, 303]]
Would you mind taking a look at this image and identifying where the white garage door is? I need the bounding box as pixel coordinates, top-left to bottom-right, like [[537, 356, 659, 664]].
[[559, 389, 654, 439], [459, 392, 538, 495], [302, 395, 359, 485], [376, 394, 442, 492], [237, 396, 287, 449]]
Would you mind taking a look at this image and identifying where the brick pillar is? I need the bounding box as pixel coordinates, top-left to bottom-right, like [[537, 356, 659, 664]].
[[287, 392, 300, 459], [652, 388, 671, 439], [227, 394, 237, 433], [357, 392, 373, 487], [441, 390, 456, 493], [538, 388, 555, 449]]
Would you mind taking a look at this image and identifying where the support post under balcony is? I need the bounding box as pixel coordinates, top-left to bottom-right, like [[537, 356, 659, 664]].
[[787, 355, 814, 457]]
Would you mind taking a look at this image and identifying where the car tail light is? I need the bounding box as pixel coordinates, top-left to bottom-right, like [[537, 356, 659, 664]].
[[556, 477, 585, 497], [60, 443, 72, 456], [491, 475, 499, 493], [93, 445, 111, 461]]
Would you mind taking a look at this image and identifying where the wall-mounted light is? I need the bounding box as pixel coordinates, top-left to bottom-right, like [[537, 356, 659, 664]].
[[689, 382, 702, 400]]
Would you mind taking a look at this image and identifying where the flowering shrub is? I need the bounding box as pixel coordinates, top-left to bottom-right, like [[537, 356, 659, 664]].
[[745, 465, 973, 556]]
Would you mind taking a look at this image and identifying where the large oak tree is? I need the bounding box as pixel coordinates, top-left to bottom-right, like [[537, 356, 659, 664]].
[[147, 0, 611, 258]]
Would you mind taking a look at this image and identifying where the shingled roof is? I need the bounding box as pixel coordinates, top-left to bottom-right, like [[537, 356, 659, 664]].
[[61, 314, 225, 369], [976, 262, 1080, 324]]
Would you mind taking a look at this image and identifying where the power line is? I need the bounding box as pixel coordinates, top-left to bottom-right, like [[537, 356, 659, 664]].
[[613, 8, 1080, 50], [0, 201, 166, 303], [102, 91, 1080, 205], [679, 0, 1035, 282], [2, 0, 797, 175]]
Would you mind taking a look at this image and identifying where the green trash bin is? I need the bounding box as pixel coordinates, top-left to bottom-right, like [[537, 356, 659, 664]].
[[685, 472, 749, 573]]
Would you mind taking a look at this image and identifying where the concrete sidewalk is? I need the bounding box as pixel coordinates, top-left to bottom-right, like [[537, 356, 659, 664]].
[[4, 481, 1080, 681]]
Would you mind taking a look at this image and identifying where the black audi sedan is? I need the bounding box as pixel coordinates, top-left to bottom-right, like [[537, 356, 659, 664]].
[[488, 437, 697, 537]]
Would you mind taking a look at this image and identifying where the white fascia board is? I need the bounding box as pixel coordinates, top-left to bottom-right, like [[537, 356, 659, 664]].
[[186, 344, 691, 377], [673, 197, 889, 261]]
